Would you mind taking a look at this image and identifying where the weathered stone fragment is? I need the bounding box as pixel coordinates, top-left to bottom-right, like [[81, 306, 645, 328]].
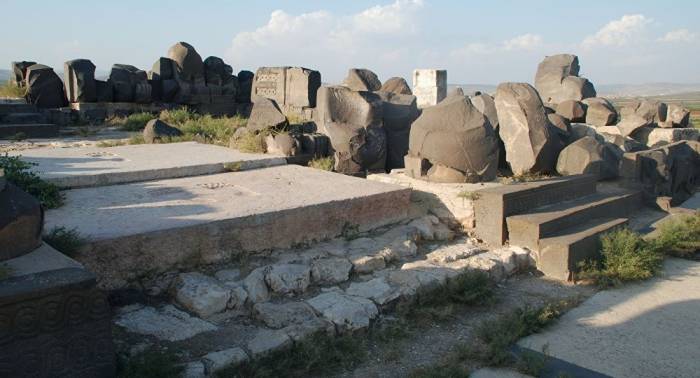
[[265, 132, 300, 156], [265, 264, 311, 295], [251, 67, 321, 110], [167, 42, 205, 82], [315, 86, 386, 173], [109, 64, 150, 103], [556, 136, 619, 179], [95, 80, 114, 102], [617, 114, 652, 137], [343, 68, 381, 91], [621, 100, 667, 125], [170, 273, 230, 318], [471, 93, 499, 131], [64, 59, 97, 102], [143, 119, 183, 144], [310, 257, 353, 284], [620, 141, 700, 205], [248, 96, 288, 132], [306, 291, 378, 332], [406, 95, 499, 182], [556, 100, 586, 122], [237, 70, 254, 103], [535, 54, 596, 104], [115, 305, 217, 342], [10, 61, 35, 86], [662, 104, 691, 128], [547, 113, 571, 138], [632, 127, 700, 147], [0, 181, 43, 261], [253, 302, 318, 329], [247, 329, 292, 356], [24, 64, 67, 108], [202, 347, 248, 374], [243, 267, 270, 303], [380, 77, 412, 95], [377, 91, 419, 170], [494, 82, 561, 175], [413, 69, 447, 108], [582, 97, 617, 126], [345, 277, 400, 306]]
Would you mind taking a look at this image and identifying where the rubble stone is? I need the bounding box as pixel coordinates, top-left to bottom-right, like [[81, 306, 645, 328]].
[[143, 119, 183, 144], [556, 136, 619, 179], [202, 347, 248, 374], [343, 68, 381, 91], [311, 257, 353, 285], [582, 97, 617, 127], [380, 77, 412, 95], [253, 302, 318, 329], [306, 291, 379, 332], [534, 54, 596, 104], [265, 264, 311, 295], [247, 329, 292, 356], [171, 273, 231, 318]]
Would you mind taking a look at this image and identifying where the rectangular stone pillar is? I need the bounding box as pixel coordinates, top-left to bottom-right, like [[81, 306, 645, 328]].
[[412, 69, 446, 108]]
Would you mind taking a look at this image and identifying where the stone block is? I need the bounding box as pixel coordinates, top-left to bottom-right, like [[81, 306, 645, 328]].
[[0, 268, 115, 377], [412, 69, 447, 108], [64, 59, 97, 103], [632, 127, 699, 148], [0, 182, 43, 261], [251, 67, 321, 111], [473, 175, 598, 246]]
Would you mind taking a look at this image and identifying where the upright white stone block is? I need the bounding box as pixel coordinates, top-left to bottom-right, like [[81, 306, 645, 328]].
[[412, 69, 447, 108]]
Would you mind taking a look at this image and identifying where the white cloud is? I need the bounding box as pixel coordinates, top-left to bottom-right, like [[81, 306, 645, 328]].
[[503, 33, 543, 51], [658, 28, 697, 43], [226, 0, 423, 80], [582, 14, 651, 49]]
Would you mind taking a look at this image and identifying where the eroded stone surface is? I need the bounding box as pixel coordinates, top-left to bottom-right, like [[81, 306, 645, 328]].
[[247, 329, 293, 356], [201, 347, 248, 374], [265, 264, 311, 295], [306, 291, 379, 332], [171, 273, 231, 318], [345, 277, 400, 306], [253, 302, 318, 329], [115, 305, 217, 341], [311, 257, 353, 285]]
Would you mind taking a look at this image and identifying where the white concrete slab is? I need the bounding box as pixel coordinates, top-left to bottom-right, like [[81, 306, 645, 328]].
[[518, 258, 700, 378], [9, 142, 286, 188], [46, 165, 411, 288]]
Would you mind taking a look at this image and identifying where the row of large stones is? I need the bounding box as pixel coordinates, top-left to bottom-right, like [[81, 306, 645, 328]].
[[11, 42, 254, 108]]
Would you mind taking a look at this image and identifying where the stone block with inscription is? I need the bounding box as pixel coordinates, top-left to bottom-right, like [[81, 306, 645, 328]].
[[412, 69, 446, 108], [251, 67, 321, 114], [474, 175, 597, 246], [0, 267, 115, 377]]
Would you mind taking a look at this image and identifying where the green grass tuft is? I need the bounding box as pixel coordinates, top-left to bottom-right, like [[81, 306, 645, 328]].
[[653, 212, 700, 258], [117, 350, 183, 378], [234, 130, 267, 153], [0, 154, 63, 208], [43, 226, 85, 257], [578, 228, 663, 287], [308, 156, 334, 171], [457, 191, 481, 201]]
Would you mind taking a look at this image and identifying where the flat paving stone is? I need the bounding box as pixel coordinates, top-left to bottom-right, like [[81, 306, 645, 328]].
[[115, 305, 217, 342], [9, 141, 286, 188], [518, 258, 700, 378], [45, 165, 411, 289]]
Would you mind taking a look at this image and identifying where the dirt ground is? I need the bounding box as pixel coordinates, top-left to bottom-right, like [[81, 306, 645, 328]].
[[331, 273, 596, 378]]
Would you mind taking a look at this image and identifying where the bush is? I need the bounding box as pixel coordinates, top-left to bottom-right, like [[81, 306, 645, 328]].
[[579, 228, 663, 287], [0, 154, 63, 208], [0, 81, 27, 98], [179, 114, 245, 145], [43, 227, 85, 256], [653, 212, 700, 258], [308, 156, 334, 171]]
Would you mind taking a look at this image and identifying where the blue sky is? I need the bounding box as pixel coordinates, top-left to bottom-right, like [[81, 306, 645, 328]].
[[3, 0, 699, 85]]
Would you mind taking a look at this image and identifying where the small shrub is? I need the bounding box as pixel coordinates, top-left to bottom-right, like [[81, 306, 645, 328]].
[[118, 112, 156, 131], [308, 156, 334, 171], [0, 154, 63, 208], [224, 161, 243, 172], [471, 303, 566, 366], [0, 81, 27, 98], [652, 212, 700, 258], [43, 227, 85, 256], [179, 114, 244, 145], [159, 107, 197, 125], [234, 130, 266, 153], [117, 350, 183, 378], [578, 228, 663, 287]]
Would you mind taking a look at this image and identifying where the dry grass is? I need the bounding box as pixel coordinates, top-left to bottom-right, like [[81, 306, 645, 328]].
[[0, 81, 27, 98], [308, 156, 334, 171], [233, 130, 267, 153]]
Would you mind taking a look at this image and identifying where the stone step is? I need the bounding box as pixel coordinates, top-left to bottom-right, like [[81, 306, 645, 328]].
[[0, 123, 59, 139], [536, 217, 628, 281], [9, 142, 287, 188], [45, 165, 412, 289], [506, 190, 641, 251], [0, 103, 38, 115], [474, 174, 598, 246], [0, 112, 46, 124]]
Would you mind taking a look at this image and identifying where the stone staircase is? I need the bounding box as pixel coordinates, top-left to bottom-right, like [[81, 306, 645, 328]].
[[0, 103, 59, 138], [475, 175, 642, 280]]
